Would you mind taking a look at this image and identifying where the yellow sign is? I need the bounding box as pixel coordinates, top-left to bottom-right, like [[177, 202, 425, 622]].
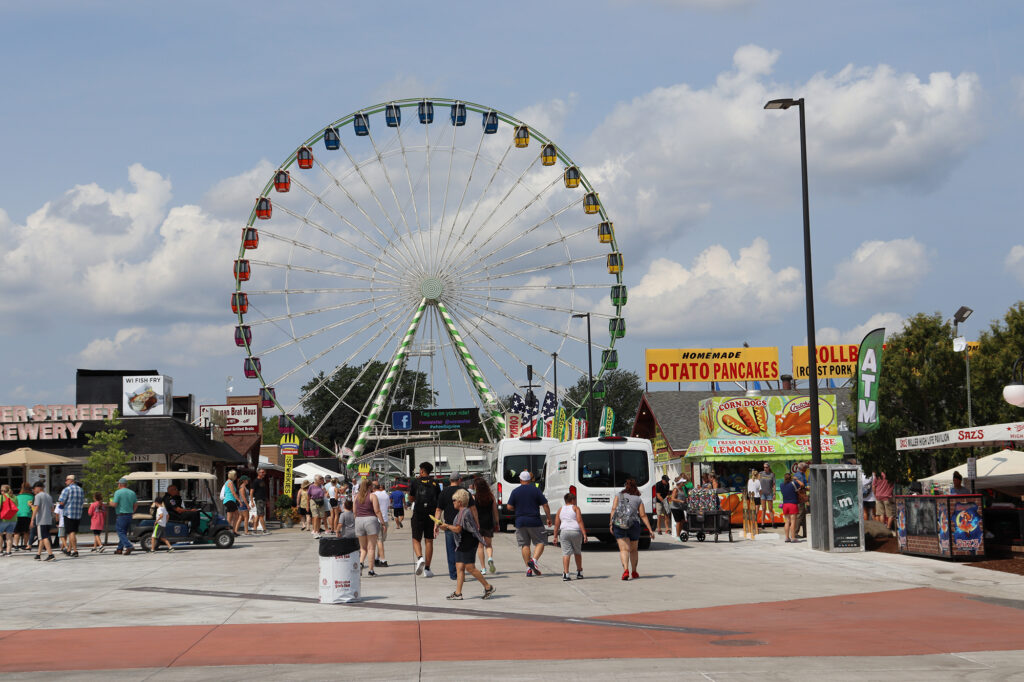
[[283, 454, 294, 497], [792, 344, 859, 380], [646, 348, 779, 383], [652, 423, 673, 462], [698, 394, 838, 439]]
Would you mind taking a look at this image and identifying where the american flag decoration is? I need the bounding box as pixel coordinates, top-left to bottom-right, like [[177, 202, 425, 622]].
[[509, 392, 526, 414], [522, 391, 540, 436], [540, 391, 557, 438]]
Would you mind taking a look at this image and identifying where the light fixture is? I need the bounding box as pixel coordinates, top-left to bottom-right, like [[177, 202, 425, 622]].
[[953, 306, 973, 324], [1005, 357, 1024, 408], [764, 98, 798, 110]]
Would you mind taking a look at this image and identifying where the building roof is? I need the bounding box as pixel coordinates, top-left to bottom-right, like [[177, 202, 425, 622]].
[[635, 388, 856, 453]]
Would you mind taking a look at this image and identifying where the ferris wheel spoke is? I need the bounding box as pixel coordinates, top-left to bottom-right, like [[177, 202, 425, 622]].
[[459, 283, 607, 293], [254, 296, 406, 356], [444, 306, 529, 393], [249, 293, 403, 328], [447, 187, 579, 278], [363, 127, 426, 268], [458, 291, 615, 321], [283, 177, 409, 277], [456, 222, 597, 281], [255, 221, 403, 282], [436, 121, 460, 275], [245, 287, 382, 296], [436, 125, 487, 278], [392, 123, 423, 245], [248, 259, 398, 284], [437, 307, 492, 420], [460, 253, 605, 285]]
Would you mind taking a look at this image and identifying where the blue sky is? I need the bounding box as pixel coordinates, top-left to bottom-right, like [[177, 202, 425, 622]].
[[1, 1, 1022, 417]]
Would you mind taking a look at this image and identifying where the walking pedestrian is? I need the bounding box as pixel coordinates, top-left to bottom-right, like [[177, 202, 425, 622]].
[[0, 484, 18, 556], [110, 477, 137, 555], [506, 470, 551, 576], [325, 476, 339, 533], [473, 477, 499, 574], [435, 472, 476, 581], [14, 482, 34, 551], [55, 502, 67, 554], [297, 480, 311, 531], [610, 477, 655, 580], [760, 463, 776, 528], [222, 470, 240, 534], [308, 476, 327, 536], [437, 489, 495, 601], [31, 481, 56, 561], [861, 470, 876, 522], [553, 492, 586, 580], [873, 470, 896, 530], [373, 481, 391, 568], [781, 473, 803, 542], [794, 462, 810, 539], [88, 492, 106, 552], [354, 480, 385, 576], [237, 475, 252, 535], [57, 474, 84, 557], [409, 462, 439, 578], [150, 497, 175, 552], [654, 475, 671, 534], [251, 468, 270, 535], [390, 484, 406, 529], [669, 474, 692, 539]]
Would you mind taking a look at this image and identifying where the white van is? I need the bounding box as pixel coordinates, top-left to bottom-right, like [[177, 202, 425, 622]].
[[544, 436, 655, 549], [491, 436, 560, 532]]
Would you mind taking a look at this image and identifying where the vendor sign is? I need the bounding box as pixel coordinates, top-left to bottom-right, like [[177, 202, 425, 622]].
[[652, 423, 672, 462], [698, 394, 838, 439], [646, 347, 779, 383], [684, 436, 844, 461], [896, 421, 1024, 451], [792, 344, 858, 380]]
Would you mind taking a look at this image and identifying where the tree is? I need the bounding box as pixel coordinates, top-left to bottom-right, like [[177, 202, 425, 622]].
[[83, 411, 132, 500], [967, 301, 1024, 426], [300, 360, 435, 449], [261, 415, 281, 444], [562, 369, 644, 436], [851, 312, 967, 482]]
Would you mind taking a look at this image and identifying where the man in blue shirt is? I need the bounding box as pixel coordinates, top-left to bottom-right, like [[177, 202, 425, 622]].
[[110, 478, 137, 556], [506, 470, 551, 576]]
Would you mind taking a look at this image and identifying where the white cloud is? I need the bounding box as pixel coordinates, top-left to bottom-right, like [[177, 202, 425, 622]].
[[826, 237, 929, 306], [202, 160, 274, 217], [79, 324, 236, 367], [1006, 244, 1024, 284], [816, 312, 907, 346], [628, 237, 802, 336], [515, 94, 578, 141], [584, 45, 982, 250]]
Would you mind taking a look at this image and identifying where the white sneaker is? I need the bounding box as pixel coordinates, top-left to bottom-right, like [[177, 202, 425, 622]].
[[487, 557, 496, 574], [423, 568, 434, 578], [415, 556, 425, 575]]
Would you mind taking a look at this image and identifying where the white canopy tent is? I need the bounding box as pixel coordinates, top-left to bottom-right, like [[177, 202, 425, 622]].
[[293, 462, 343, 483], [919, 449, 1024, 496]]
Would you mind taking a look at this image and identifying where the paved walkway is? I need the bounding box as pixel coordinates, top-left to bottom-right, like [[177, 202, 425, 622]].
[[2, 523, 1023, 679]]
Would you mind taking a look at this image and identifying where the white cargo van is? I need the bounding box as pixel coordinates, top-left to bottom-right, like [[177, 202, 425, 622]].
[[544, 436, 655, 549], [491, 436, 560, 532]]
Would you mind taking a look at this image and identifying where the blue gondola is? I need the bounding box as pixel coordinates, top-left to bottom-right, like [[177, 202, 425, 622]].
[[482, 111, 498, 134], [353, 113, 369, 136], [385, 103, 401, 127], [450, 102, 466, 126], [323, 126, 340, 150], [418, 99, 434, 124]]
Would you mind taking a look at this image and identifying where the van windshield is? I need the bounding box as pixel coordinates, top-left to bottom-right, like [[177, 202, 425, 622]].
[[503, 454, 546, 488], [578, 449, 650, 488]]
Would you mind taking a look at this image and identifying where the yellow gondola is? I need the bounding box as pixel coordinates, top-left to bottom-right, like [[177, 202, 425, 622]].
[[514, 125, 530, 148], [541, 143, 557, 166], [583, 192, 600, 215], [607, 252, 623, 274], [597, 221, 613, 244], [564, 166, 580, 188]]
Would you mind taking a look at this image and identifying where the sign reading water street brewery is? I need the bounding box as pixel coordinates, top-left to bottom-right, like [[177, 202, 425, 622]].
[[646, 347, 779, 383], [0, 404, 118, 441]]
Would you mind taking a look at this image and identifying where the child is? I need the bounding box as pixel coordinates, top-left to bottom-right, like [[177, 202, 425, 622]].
[[338, 499, 356, 539], [553, 492, 586, 581], [151, 497, 174, 552], [88, 492, 106, 553], [55, 502, 68, 555]]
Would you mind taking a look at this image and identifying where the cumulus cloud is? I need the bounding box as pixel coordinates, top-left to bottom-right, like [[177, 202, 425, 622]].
[[202, 160, 275, 217], [584, 45, 982, 250], [1007, 245, 1024, 284], [816, 312, 908, 346], [79, 324, 236, 367], [628, 237, 802, 336], [826, 237, 929, 306], [515, 94, 578, 141]]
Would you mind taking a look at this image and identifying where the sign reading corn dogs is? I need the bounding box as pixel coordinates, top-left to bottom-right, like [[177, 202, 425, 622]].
[[646, 347, 779, 383], [698, 394, 838, 439]]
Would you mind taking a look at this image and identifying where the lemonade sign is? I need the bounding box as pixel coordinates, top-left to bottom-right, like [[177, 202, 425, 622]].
[[698, 395, 837, 440]]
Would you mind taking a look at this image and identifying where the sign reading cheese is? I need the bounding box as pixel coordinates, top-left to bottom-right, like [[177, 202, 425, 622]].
[[792, 344, 859, 380], [646, 348, 779, 383]]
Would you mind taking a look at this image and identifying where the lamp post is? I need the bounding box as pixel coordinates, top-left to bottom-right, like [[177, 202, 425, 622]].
[[552, 351, 558, 405], [1004, 356, 1024, 407], [572, 312, 594, 438], [764, 97, 821, 464], [952, 305, 974, 426]]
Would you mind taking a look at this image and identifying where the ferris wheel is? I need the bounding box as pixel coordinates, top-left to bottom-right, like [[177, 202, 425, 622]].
[[232, 98, 626, 458]]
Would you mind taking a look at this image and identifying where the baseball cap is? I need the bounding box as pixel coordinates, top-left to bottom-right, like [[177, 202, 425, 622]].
[[519, 471, 531, 481], [118, 477, 128, 484], [661, 475, 669, 481], [450, 472, 464, 481]]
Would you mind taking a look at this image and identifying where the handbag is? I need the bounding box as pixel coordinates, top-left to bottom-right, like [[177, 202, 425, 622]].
[[0, 495, 17, 520]]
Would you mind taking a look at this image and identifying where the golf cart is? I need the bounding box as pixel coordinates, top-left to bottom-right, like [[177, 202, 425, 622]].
[[125, 471, 235, 550]]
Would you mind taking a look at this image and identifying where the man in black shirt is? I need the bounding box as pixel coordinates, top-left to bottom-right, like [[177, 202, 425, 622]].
[[165, 484, 200, 534], [434, 472, 478, 581], [409, 462, 440, 578], [251, 468, 269, 535], [654, 475, 671, 534]]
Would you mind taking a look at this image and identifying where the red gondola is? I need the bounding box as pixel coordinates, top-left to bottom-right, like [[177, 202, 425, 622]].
[[231, 292, 248, 314], [234, 259, 250, 282], [234, 325, 252, 347], [273, 170, 290, 193], [302, 439, 319, 457], [260, 387, 276, 408], [297, 146, 314, 169], [278, 414, 295, 434], [243, 227, 259, 250], [244, 357, 261, 379], [255, 197, 272, 220]]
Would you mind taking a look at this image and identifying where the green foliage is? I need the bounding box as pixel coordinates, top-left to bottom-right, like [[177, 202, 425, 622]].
[[852, 303, 1024, 482], [261, 415, 281, 444], [562, 368, 644, 436], [300, 360, 435, 450], [82, 411, 132, 500]]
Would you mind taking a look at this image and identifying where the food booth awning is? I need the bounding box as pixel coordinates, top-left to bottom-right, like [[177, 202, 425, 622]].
[[684, 435, 846, 462], [896, 421, 1024, 451], [918, 449, 1024, 496]]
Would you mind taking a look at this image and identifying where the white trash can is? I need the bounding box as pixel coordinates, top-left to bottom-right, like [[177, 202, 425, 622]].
[[319, 553, 360, 603]]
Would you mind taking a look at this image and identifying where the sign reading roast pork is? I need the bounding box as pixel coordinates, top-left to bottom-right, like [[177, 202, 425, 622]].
[[0, 404, 118, 441], [646, 347, 779, 383]]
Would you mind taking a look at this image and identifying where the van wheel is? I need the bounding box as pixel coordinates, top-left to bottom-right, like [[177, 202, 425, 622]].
[[638, 537, 652, 550]]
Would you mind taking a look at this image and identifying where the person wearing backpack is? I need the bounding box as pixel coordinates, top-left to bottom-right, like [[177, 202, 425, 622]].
[[307, 476, 327, 537], [609, 477, 655, 580], [409, 462, 439, 578]]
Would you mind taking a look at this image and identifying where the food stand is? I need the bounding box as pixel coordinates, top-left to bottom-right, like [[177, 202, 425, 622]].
[[684, 394, 847, 525], [896, 494, 984, 559]]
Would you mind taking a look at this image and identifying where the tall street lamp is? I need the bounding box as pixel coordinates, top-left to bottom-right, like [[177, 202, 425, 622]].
[[765, 97, 821, 464], [572, 312, 594, 438], [952, 305, 974, 426], [1004, 356, 1024, 408]]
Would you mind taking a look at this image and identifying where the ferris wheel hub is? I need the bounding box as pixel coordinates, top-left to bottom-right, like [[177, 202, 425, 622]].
[[419, 276, 444, 301]]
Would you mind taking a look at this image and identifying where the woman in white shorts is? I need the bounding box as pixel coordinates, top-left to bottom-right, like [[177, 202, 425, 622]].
[[353, 484, 385, 576], [553, 492, 587, 581]]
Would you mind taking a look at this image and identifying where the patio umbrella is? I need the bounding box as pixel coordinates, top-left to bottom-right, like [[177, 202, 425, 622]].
[[0, 447, 79, 485]]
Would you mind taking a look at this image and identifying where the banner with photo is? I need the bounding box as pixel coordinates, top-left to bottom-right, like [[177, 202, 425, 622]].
[[122, 375, 174, 416]]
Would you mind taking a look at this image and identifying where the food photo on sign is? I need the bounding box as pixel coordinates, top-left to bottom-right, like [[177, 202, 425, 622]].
[[122, 375, 173, 416]]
